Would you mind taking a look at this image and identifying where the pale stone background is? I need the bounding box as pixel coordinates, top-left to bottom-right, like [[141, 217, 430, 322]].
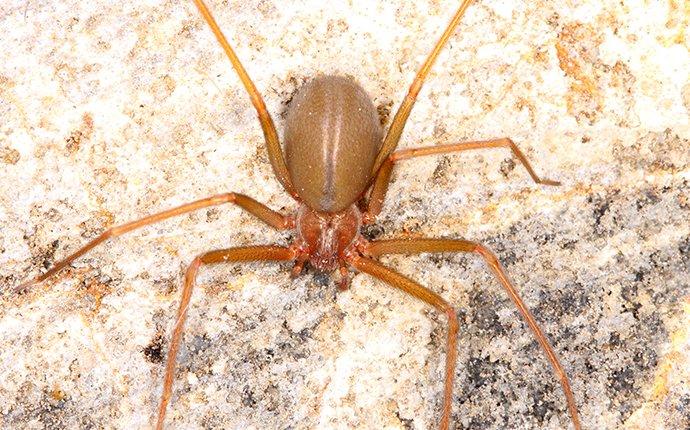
[[1, 0, 688, 429]]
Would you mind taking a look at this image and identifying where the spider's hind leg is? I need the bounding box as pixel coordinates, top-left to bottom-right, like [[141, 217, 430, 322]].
[[363, 237, 582, 430]]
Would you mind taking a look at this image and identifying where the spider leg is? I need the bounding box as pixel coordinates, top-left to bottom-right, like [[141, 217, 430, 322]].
[[371, 0, 475, 174], [19, 193, 291, 291], [346, 254, 458, 430], [364, 238, 582, 430], [364, 138, 560, 222], [156, 245, 295, 430], [191, 0, 297, 198]]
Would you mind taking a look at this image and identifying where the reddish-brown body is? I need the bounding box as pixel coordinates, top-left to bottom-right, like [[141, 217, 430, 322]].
[[295, 204, 361, 273], [18, 1, 582, 429], [285, 76, 377, 275], [285, 76, 382, 213]]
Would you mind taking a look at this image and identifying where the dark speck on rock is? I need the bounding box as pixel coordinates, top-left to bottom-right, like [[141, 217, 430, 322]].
[[361, 223, 385, 241], [469, 289, 505, 335], [467, 415, 496, 430], [143, 335, 164, 364], [465, 356, 496, 390], [41, 240, 60, 269], [530, 386, 556, 424], [394, 409, 414, 429], [312, 271, 331, 287], [499, 157, 516, 178], [679, 236, 690, 269], [241, 385, 256, 407], [609, 367, 635, 395], [590, 193, 612, 234]]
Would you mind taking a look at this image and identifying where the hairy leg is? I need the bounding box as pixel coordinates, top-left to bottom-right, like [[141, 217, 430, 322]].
[[156, 245, 295, 430], [364, 138, 560, 222], [346, 254, 458, 430], [364, 238, 582, 430], [19, 193, 291, 291]]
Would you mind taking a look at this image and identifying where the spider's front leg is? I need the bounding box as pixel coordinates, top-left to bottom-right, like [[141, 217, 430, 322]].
[[156, 245, 296, 430]]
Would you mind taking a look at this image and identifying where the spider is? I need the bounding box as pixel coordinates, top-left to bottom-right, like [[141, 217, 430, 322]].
[[18, 0, 582, 429]]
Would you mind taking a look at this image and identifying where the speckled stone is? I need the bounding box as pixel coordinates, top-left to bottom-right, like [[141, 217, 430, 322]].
[[1, 1, 688, 429]]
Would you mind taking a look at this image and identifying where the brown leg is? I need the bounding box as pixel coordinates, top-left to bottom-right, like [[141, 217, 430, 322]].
[[156, 245, 295, 430], [364, 238, 582, 430], [372, 0, 475, 174], [191, 0, 297, 198], [346, 254, 458, 430], [19, 193, 291, 291], [364, 138, 560, 222]]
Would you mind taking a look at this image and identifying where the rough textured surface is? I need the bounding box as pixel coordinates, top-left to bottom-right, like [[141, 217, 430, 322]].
[[1, 0, 688, 429]]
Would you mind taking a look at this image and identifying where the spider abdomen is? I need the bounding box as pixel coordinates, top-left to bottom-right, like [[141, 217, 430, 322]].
[[284, 75, 382, 213]]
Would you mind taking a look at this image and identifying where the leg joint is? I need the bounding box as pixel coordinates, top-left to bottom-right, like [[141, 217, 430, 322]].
[[445, 306, 459, 332], [215, 192, 236, 204], [188, 255, 205, 271], [101, 228, 116, 239], [473, 243, 498, 266]]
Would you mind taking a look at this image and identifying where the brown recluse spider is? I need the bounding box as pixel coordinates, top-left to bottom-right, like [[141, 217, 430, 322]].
[[18, 0, 583, 429]]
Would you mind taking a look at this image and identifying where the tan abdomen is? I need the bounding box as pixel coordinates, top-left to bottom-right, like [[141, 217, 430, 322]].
[[284, 75, 382, 213]]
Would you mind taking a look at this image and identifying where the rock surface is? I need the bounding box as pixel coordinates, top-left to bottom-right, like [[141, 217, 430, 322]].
[[1, 0, 688, 429]]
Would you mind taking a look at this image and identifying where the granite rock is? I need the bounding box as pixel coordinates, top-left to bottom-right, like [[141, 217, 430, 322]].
[[1, 0, 688, 429]]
